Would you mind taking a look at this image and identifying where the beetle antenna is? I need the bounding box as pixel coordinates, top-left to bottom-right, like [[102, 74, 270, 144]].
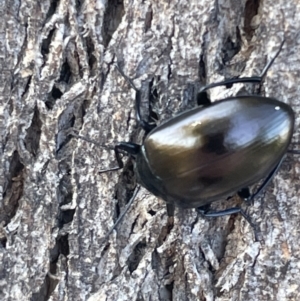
[[99, 186, 141, 246], [69, 130, 142, 173], [69, 129, 115, 151]]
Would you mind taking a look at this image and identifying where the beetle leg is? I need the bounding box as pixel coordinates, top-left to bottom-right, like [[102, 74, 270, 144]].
[[115, 64, 156, 134], [99, 142, 141, 173], [198, 206, 243, 217], [287, 149, 300, 154], [246, 155, 286, 204], [197, 206, 258, 241], [259, 39, 285, 79], [198, 40, 285, 95], [198, 77, 262, 95], [166, 203, 175, 217], [99, 186, 141, 246], [197, 155, 285, 240]]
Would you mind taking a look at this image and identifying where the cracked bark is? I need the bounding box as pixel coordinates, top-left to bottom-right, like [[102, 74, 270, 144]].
[[1, 0, 300, 300]]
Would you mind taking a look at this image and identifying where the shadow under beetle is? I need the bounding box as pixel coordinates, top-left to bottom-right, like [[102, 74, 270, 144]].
[[77, 40, 296, 241]]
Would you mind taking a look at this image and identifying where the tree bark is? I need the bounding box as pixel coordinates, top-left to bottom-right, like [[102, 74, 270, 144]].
[[1, 0, 300, 300]]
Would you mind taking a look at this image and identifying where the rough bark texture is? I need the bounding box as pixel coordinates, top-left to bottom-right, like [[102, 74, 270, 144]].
[[1, 0, 300, 300]]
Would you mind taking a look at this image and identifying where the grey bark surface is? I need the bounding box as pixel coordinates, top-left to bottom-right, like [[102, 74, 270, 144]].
[[1, 0, 300, 300]]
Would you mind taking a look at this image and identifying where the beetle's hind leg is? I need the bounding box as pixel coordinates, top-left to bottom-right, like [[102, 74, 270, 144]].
[[241, 156, 285, 204], [197, 156, 285, 241], [197, 40, 285, 97], [197, 205, 258, 241]]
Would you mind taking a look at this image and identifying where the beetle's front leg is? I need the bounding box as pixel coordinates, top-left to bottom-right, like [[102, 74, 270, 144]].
[[115, 64, 156, 134]]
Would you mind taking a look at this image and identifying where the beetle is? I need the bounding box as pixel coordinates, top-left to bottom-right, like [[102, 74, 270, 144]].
[[74, 40, 294, 241]]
